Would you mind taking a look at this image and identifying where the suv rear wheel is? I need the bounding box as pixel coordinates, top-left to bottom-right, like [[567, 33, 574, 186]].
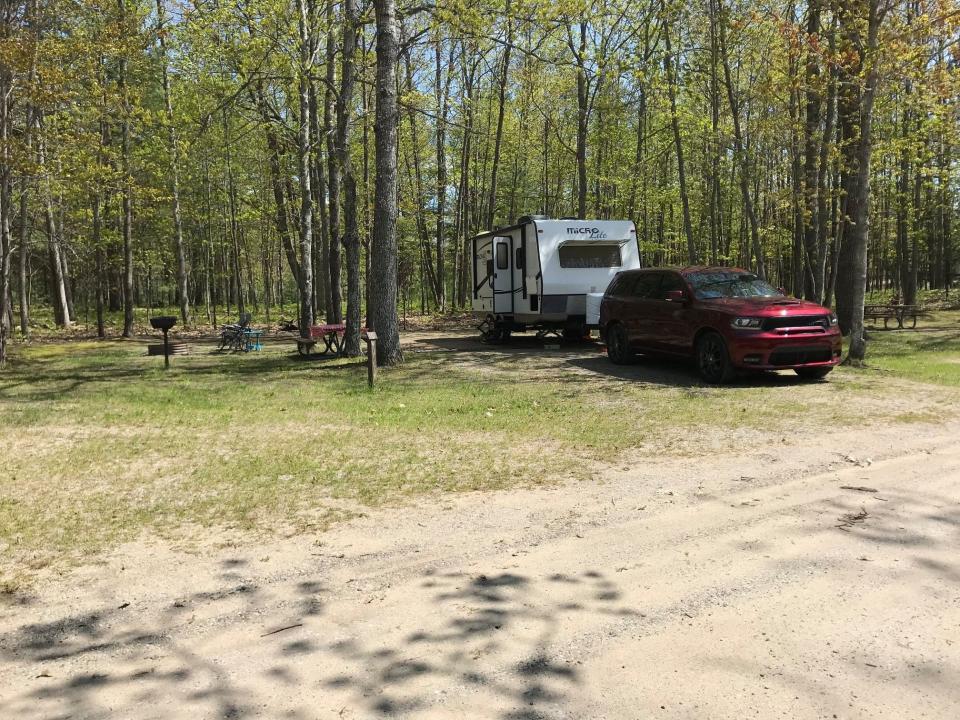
[[606, 323, 632, 365], [697, 332, 735, 384]]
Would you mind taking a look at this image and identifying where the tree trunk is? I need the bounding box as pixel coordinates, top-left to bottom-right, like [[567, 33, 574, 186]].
[[339, 0, 361, 355], [486, 2, 512, 229], [118, 0, 134, 336], [836, 0, 884, 363], [92, 185, 106, 338], [156, 0, 190, 326], [310, 81, 331, 319], [707, 0, 722, 265], [253, 86, 303, 295], [814, 21, 837, 303], [38, 125, 71, 327], [370, 0, 403, 365], [664, 23, 697, 265], [223, 110, 244, 317], [717, 0, 764, 278], [0, 71, 10, 365], [575, 22, 588, 219], [325, 1, 343, 324], [801, 0, 822, 301], [434, 41, 452, 312], [296, 0, 315, 337]]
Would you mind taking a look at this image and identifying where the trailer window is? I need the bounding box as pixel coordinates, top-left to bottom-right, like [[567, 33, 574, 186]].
[[559, 243, 622, 268], [496, 242, 509, 270]]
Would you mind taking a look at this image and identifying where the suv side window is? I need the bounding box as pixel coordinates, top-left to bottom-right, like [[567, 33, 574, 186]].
[[653, 272, 684, 300], [632, 273, 661, 299], [606, 273, 628, 296], [608, 272, 640, 297]]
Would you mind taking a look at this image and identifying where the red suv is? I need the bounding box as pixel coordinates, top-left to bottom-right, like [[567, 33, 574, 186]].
[[599, 267, 842, 383]]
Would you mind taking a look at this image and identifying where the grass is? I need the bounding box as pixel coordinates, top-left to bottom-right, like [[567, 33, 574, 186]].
[[1, 313, 958, 584], [860, 311, 960, 386]]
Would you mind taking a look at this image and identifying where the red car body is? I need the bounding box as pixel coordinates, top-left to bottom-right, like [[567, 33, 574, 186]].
[[599, 266, 843, 382]]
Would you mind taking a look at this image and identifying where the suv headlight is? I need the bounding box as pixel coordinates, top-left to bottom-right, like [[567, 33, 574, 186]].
[[828, 313, 838, 326], [731, 317, 762, 329]]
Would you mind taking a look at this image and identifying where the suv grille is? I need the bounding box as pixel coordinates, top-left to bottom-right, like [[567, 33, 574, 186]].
[[761, 315, 829, 331], [768, 346, 832, 366]]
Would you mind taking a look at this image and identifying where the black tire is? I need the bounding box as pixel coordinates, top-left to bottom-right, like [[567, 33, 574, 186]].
[[794, 366, 832, 380], [479, 314, 497, 343], [606, 323, 631, 365], [696, 331, 735, 384]]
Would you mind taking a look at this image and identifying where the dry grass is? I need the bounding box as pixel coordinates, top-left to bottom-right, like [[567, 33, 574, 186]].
[[1, 317, 958, 584]]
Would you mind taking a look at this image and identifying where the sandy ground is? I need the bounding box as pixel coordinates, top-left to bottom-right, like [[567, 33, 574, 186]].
[[2, 334, 959, 719]]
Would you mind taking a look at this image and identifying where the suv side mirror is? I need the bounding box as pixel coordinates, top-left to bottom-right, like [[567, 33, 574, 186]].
[[665, 289, 686, 303]]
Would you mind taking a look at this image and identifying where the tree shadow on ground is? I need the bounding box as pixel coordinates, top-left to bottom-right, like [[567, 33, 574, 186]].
[[565, 355, 818, 389], [414, 333, 599, 356], [312, 568, 639, 718], [0, 565, 634, 719], [0, 566, 324, 719], [0, 347, 370, 402]]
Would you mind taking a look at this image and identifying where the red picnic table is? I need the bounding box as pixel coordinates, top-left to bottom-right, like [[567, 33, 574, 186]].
[[296, 323, 368, 357]]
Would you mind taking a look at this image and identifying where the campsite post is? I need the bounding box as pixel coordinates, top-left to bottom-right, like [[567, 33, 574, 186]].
[[363, 331, 378, 387]]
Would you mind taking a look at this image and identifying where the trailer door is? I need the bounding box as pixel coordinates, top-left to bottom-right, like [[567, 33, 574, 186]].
[[473, 237, 493, 313], [492, 236, 515, 314]]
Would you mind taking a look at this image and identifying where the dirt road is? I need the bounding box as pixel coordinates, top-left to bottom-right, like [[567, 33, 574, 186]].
[[2, 418, 959, 719]]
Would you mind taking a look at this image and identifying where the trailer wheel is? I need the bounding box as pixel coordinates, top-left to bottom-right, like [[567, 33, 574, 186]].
[[606, 323, 632, 365], [479, 314, 497, 343]]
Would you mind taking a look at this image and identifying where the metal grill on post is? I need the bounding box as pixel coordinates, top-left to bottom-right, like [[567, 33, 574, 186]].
[[149, 316, 178, 368]]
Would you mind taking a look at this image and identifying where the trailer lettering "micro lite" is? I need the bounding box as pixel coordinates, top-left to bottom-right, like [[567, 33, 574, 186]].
[[566, 227, 608, 238]]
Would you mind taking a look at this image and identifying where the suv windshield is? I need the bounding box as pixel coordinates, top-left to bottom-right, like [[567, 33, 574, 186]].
[[688, 271, 781, 300]]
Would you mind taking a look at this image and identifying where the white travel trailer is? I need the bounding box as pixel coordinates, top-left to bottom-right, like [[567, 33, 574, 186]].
[[471, 215, 641, 340]]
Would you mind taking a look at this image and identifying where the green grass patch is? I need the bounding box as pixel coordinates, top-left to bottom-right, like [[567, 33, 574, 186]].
[[1, 318, 958, 581], [859, 311, 960, 386]]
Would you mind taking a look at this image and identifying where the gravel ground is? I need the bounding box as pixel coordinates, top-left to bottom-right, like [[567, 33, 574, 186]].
[[1, 407, 958, 720]]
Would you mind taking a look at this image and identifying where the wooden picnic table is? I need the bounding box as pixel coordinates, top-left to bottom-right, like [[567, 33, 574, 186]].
[[296, 323, 370, 357], [295, 323, 346, 357], [863, 303, 930, 329]]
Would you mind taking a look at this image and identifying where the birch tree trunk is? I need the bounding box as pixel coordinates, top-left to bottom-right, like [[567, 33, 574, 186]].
[[37, 123, 70, 327], [254, 86, 303, 290], [296, 0, 315, 337], [156, 0, 190, 326], [325, 1, 343, 323], [370, 0, 402, 364], [574, 22, 588, 219], [801, 2, 825, 300], [717, 0, 765, 278], [664, 23, 697, 265], [118, 0, 134, 336], [339, 0, 362, 356], [0, 65, 10, 365], [434, 41, 452, 312]]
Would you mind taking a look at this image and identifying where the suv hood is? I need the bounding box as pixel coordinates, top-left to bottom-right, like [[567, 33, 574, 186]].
[[700, 296, 830, 316]]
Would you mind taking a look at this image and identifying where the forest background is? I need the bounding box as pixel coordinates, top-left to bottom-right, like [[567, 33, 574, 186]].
[[0, 0, 958, 366]]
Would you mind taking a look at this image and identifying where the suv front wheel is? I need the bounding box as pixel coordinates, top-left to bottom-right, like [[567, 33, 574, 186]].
[[697, 331, 735, 384]]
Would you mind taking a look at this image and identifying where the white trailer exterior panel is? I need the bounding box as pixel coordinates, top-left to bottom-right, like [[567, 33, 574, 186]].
[[471, 217, 640, 336]]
